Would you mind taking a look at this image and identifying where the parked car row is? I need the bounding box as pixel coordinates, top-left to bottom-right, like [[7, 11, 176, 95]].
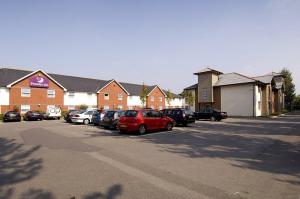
[[3, 107, 62, 122]]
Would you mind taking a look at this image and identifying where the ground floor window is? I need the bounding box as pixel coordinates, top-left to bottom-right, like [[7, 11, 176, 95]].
[[103, 105, 109, 110], [21, 105, 30, 114], [68, 106, 75, 110], [117, 105, 123, 110]]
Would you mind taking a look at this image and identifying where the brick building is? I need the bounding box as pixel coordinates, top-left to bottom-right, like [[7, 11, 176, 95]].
[[0, 68, 183, 114]]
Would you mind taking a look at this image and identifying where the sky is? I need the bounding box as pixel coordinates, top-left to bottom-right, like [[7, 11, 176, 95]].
[[0, 0, 299, 94]]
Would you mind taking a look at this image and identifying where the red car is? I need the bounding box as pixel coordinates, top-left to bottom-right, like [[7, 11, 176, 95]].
[[118, 109, 175, 135]]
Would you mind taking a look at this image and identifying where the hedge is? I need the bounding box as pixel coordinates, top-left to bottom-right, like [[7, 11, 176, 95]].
[[0, 114, 3, 121]]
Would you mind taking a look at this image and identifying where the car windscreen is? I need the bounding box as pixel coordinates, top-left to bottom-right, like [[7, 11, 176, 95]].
[[124, 110, 138, 117]]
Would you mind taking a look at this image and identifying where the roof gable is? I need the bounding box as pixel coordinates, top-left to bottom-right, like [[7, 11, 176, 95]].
[[6, 69, 67, 91], [96, 79, 130, 95], [147, 85, 167, 97]]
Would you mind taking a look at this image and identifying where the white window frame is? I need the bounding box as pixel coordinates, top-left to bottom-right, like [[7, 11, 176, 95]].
[[21, 88, 31, 97], [159, 97, 163, 102], [103, 105, 109, 110], [118, 93, 123, 100], [117, 105, 123, 110], [159, 106, 163, 110], [47, 89, 55, 98], [151, 96, 155, 102], [21, 105, 30, 114], [104, 93, 109, 100]]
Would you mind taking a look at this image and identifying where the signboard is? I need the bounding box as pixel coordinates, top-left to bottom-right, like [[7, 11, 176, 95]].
[[30, 75, 49, 88]]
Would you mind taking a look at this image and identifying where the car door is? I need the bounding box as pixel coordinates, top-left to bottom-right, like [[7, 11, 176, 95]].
[[142, 111, 155, 130], [152, 110, 165, 129]]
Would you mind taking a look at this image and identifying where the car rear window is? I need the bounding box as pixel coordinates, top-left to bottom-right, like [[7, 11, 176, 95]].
[[183, 109, 194, 115], [124, 110, 138, 117], [106, 111, 115, 117]]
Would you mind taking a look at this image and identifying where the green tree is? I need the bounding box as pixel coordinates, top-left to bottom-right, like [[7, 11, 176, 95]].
[[293, 95, 300, 110], [181, 90, 195, 108], [166, 89, 174, 107], [281, 68, 296, 110], [140, 83, 149, 108]]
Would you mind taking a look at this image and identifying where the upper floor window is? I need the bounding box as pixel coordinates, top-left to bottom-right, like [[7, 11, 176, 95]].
[[159, 97, 163, 102], [21, 88, 31, 97], [104, 93, 109, 100], [202, 88, 208, 100], [47, 89, 55, 98], [150, 96, 155, 102], [68, 92, 75, 97], [118, 93, 123, 100]]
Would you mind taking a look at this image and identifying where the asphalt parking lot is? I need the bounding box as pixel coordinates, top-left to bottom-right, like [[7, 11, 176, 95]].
[[0, 112, 300, 199]]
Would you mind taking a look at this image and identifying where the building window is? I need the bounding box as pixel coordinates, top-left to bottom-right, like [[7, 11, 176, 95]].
[[21, 105, 30, 114], [104, 93, 109, 100], [151, 96, 155, 102], [150, 105, 154, 109], [258, 101, 261, 110], [68, 92, 75, 97], [118, 93, 123, 100], [117, 105, 123, 110], [68, 106, 75, 110], [103, 105, 109, 110], [202, 88, 208, 100], [159, 106, 163, 110], [159, 97, 163, 102], [47, 89, 55, 98], [21, 88, 31, 97]]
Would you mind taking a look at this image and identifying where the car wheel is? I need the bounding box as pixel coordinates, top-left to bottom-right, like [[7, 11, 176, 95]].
[[210, 116, 216, 121], [138, 124, 146, 135], [83, 119, 90, 125], [166, 122, 173, 131]]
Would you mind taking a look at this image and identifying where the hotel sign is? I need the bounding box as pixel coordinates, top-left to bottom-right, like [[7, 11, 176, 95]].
[[30, 76, 49, 88]]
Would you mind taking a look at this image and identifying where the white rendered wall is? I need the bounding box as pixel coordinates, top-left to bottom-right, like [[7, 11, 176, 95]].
[[221, 84, 254, 116], [64, 92, 97, 106], [127, 96, 143, 107], [166, 98, 184, 108], [255, 85, 262, 116], [0, 87, 9, 105]]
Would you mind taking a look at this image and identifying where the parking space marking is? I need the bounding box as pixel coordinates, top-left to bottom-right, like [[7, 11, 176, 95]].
[[87, 151, 210, 199]]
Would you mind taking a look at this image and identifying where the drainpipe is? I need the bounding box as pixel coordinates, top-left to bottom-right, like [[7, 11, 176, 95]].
[[253, 84, 256, 117]]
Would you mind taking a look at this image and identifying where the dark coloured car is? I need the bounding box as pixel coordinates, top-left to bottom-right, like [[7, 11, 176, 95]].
[[194, 108, 227, 121], [64, 110, 80, 123], [91, 110, 102, 126], [161, 108, 195, 126], [23, 111, 44, 121], [118, 109, 175, 135], [101, 110, 125, 129], [3, 111, 21, 122]]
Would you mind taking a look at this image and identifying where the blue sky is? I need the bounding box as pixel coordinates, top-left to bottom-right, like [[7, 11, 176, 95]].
[[0, 0, 299, 94]]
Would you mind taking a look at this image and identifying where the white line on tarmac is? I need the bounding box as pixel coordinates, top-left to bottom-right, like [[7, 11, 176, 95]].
[[87, 151, 210, 199]]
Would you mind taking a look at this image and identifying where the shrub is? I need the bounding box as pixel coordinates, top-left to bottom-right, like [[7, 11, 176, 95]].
[[79, 104, 88, 110], [13, 105, 19, 112], [61, 111, 68, 118], [0, 114, 3, 121]]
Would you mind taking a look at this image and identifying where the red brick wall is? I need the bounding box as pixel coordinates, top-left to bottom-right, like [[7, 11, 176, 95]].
[[97, 81, 128, 110], [146, 87, 166, 110], [9, 71, 64, 112]]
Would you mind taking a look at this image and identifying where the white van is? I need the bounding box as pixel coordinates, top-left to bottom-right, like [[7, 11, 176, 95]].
[[44, 106, 61, 120]]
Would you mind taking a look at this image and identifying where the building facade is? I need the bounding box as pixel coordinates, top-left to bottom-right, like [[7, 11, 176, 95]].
[[0, 68, 183, 114], [183, 68, 285, 117]]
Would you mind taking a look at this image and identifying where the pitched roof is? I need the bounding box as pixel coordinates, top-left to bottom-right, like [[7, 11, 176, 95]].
[[214, 73, 260, 86], [0, 67, 181, 97], [194, 67, 223, 75], [183, 83, 198, 90], [252, 72, 283, 84]]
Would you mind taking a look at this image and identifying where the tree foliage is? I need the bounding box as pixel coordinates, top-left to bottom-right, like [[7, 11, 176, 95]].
[[181, 90, 195, 108], [140, 83, 149, 108], [281, 68, 295, 109], [293, 95, 300, 109], [79, 104, 88, 110], [166, 89, 174, 107]]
